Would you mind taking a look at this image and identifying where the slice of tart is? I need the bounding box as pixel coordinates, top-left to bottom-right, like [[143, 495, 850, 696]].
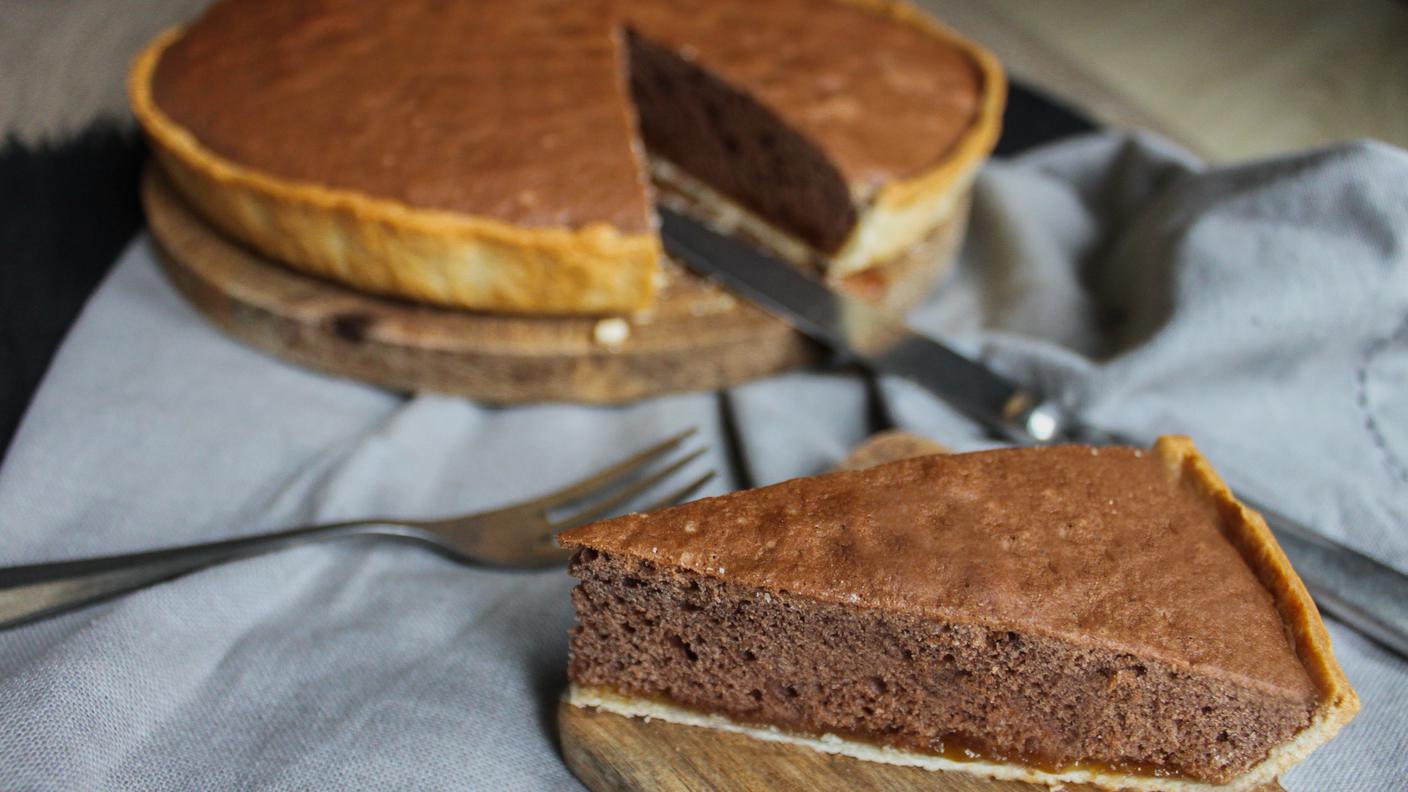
[[128, 0, 1002, 314], [558, 437, 1358, 791]]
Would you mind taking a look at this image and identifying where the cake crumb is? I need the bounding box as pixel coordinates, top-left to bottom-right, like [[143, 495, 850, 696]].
[[683, 520, 698, 534], [593, 318, 630, 348], [690, 293, 738, 316]]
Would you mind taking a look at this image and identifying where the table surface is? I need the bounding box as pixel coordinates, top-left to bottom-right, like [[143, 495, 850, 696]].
[[1, 8, 1402, 788]]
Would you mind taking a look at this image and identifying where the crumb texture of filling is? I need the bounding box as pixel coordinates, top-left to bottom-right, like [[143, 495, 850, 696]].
[[568, 550, 1315, 783], [626, 30, 857, 252]]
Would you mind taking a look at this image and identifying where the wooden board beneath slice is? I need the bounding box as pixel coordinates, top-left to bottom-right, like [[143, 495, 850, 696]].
[[142, 166, 965, 404], [557, 431, 1287, 792]]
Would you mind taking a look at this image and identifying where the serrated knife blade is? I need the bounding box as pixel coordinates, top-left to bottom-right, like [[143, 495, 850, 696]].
[[657, 205, 1059, 442]]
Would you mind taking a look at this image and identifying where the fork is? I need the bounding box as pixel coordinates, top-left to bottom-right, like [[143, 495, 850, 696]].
[[0, 429, 714, 630]]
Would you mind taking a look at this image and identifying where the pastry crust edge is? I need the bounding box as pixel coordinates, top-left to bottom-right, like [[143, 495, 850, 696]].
[[828, 0, 1006, 278], [129, 28, 662, 316], [570, 683, 1262, 792], [128, 0, 1003, 314], [1152, 436, 1360, 789]]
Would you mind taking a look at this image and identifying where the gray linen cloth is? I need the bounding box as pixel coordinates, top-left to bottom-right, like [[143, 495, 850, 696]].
[[2, 133, 1405, 790]]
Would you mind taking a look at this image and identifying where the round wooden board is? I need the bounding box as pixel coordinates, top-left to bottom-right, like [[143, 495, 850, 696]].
[[557, 432, 1288, 792], [142, 166, 966, 403]]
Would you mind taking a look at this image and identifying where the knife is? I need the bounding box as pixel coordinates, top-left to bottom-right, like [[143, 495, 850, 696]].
[[659, 205, 1408, 659]]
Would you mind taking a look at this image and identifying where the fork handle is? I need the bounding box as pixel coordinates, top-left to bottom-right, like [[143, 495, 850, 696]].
[[0, 556, 224, 629], [0, 521, 388, 629]]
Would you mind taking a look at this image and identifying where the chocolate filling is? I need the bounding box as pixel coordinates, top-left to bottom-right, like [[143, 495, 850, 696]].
[[626, 30, 858, 252], [568, 550, 1315, 784]]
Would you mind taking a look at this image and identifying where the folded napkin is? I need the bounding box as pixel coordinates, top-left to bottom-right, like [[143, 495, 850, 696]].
[[1, 133, 1404, 790]]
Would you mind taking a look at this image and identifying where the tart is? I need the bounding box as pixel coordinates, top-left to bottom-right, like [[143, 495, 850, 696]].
[[559, 437, 1358, 791], [129, 0, 1003, 314]]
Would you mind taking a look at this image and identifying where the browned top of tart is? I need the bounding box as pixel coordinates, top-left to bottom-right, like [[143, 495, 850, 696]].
[[560, 443, 1318, 701], [619, 0, 984, 194], [148, 0, 987, 232], [150, 0, 653, 233]]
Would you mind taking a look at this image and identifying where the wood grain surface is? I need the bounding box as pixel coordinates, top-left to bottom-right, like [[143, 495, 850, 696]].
[[557, 431, 1287, 792], [142, 166, 963, 404]]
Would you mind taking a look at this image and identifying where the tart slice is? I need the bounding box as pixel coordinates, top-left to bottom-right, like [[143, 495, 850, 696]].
[[558, 437, 1357, 791]]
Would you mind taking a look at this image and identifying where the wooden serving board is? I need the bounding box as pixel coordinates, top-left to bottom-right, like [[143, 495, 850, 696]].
[[142, 167, 965, 404], [557, 432, 1287, 792]]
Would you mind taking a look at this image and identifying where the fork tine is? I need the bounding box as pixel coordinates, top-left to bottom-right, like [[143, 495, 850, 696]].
[[629, 470, 716, 516], [551, 451, 709, 530], [526, 428, 697, 511]]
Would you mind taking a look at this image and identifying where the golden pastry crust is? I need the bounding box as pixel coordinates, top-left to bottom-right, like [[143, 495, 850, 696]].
[[1153, 436, 1360, 789], [570, 683, 1267, 792], [129, 28, 662, 316], [129, 1, 1003, 315], [827, 0, 1006, 277]]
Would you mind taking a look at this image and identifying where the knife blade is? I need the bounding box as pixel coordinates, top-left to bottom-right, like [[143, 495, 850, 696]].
[[659, 204, 1408, 659], [658, 205, 1067, 443]]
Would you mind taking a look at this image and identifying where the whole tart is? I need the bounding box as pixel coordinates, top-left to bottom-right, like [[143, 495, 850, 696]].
[[559, 437, 1359, 791], [128, 0, 1003, 314]]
